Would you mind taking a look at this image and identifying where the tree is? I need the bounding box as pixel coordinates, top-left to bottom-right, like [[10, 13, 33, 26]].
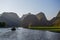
[[0, 22, 6, 27]]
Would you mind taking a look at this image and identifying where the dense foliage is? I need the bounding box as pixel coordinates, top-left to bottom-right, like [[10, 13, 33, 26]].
[[0, 22, 6, 27]]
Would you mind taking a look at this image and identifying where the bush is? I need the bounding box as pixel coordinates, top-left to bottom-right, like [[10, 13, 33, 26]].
[[0, 22, 6, 27]]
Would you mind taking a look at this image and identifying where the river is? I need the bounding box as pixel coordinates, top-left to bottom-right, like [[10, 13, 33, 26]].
[[0, 27, 60, 40]]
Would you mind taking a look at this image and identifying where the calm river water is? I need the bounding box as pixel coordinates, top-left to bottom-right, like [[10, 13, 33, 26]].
[[0, 27, 60, 40]]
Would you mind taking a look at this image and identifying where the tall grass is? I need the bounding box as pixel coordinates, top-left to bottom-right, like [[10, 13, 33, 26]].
[[28, 26, 60, 32]]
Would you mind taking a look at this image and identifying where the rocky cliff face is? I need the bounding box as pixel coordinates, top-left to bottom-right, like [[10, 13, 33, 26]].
[[52, 11, 60, 26], [53, 18, 60, 26], [21, 13, 39, 27], [56, 11, 60, 17], [36, 12, 48, 26], [0, 12, 21, 27], [36, 12, 46, 20]]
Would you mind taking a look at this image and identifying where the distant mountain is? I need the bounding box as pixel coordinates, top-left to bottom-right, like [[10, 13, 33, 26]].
[[21, 13, 39, 27], [52, 11, 60, 26], [53, 17, 60, 26], [50, 17, 56, 25], [0, 12, 21, 27], [36, 12, 49, 26], [0, 11, 60, 27], [56, 11, 60, 17]]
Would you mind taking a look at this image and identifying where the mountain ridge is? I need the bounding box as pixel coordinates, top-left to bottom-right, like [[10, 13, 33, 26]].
[[0, 11, 60, 27]]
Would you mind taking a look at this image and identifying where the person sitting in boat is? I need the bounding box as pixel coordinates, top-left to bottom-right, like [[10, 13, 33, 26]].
[[11, 27, 16, 31]]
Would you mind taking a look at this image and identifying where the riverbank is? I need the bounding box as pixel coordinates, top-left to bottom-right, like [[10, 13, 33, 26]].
[[28, 26, 60, 32]]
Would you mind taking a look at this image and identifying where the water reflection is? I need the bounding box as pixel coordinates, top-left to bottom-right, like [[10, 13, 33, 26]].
[[0, 31, 18, 40], [0, 28, 60, 40], [44, 31, 60, 40]]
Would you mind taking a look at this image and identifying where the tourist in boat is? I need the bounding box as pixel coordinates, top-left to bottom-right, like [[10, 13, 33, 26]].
[[11, 27, 16, 31]]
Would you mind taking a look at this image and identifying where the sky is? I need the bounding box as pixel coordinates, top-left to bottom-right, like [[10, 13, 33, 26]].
[[0, 0, 60, 20]]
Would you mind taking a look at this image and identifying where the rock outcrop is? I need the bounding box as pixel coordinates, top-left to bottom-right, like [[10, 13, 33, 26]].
[[36, 12, 48, 26], [21, 13, 39, 27], [52, 11, 60, 26], [0, 12, 21, 27], [56, 11, 60, 17]]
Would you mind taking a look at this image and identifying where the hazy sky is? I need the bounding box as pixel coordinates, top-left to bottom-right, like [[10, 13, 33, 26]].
[[0, 0, 60, 20]]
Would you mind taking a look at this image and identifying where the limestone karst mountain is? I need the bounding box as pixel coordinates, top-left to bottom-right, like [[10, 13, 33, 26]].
[[56, 11, 60, 17], [52, 11, 60, 26], [53, 18, 60, 26], [21, 13, 39, 27], [0, 12, 21, 27], [50, 17, 56, 26], [36, 12, 49, 26], [0, 11, 60, 27]]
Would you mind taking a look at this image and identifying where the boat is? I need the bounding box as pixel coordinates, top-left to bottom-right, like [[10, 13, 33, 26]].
[[11, 27, 16, 31]]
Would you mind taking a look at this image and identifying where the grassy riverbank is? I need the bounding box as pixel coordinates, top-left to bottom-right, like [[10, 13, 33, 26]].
[[28, 26, 60, 32]]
